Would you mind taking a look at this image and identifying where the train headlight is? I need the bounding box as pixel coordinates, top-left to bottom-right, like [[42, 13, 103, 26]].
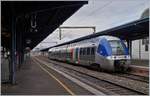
[[107, 56, 113, 60], [126, 55, 131, 59]]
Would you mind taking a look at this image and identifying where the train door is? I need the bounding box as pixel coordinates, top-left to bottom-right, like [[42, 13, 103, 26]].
[[66, 48, 70, 62], [75, 48, 79, 64], [70, 48, 74, 63]]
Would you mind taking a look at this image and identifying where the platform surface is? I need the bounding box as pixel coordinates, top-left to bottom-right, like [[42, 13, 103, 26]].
[[1, 57, 10, 83], [1, 57, 92, 95], [131, 59, 149, 67]]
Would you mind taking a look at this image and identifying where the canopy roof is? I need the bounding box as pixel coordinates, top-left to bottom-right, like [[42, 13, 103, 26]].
[[41, 17, 149, 51], [2, 1, 88, 49]]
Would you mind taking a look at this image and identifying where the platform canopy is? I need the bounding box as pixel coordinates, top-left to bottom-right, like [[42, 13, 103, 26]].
[[1, 1, 88, 50], [41, 17, 149, 51]]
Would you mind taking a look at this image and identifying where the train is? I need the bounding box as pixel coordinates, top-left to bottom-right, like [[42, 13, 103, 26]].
[[48, 35, 130, 72]]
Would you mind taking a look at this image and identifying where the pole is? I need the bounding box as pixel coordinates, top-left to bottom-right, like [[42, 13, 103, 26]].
[[11, 14, 16, 84], [59, 27, 61, 40], [139, 40, 141, 59], [127, 40, 132, 58], [129, 40, 132, 58]]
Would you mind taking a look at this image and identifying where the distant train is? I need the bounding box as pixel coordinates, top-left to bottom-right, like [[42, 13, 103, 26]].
[[48, 35, 130, 72]]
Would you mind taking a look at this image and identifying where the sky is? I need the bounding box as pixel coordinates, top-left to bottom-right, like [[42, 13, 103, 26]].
[[33, 0, 149, 50]]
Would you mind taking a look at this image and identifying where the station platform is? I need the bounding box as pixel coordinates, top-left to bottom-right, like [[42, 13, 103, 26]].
[[131, 59, 149, 67], [1, 57, 92, 95], [1, 56, 10, 83]]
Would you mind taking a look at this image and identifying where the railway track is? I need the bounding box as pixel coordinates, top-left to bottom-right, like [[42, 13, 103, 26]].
[[34, 56, 149, 95], [39, 56, 149, 83], [112, 73, 149, 83]]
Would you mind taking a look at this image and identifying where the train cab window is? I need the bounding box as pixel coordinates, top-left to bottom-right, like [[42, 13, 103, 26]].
[[87, 47, 90, 55], [91, 47, 95, 55], [109, 40, 124, 55]]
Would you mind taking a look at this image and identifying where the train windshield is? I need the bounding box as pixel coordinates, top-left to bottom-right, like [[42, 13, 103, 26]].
[[109, 40, 125, 55]]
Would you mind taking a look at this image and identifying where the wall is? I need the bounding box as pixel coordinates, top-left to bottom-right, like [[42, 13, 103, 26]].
[[132, 39, 149, 60]]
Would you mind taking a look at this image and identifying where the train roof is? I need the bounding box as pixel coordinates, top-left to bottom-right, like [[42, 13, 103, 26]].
[[48, 35, 120, 52], [2, 1, 88, 50]]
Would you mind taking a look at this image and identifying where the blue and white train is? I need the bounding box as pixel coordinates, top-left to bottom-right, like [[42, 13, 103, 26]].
[[48, 35, 130, 72]]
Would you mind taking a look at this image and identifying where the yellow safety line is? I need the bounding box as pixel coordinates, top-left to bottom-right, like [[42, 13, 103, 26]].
[[35, 60, 75, 95]]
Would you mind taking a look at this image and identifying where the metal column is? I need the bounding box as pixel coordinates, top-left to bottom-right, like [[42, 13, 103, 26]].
[[139, 40, 141, 59], [93, 27, 96, 34], [10, 6, 17, 84], [127, 40, 132, 58], [18, 24, 22, 69], [59, 27, 61, 40], [10, 17, 17, 84]]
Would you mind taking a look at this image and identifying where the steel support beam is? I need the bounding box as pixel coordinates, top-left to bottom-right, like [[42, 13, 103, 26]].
[[10, 15, 16, 84], [18, 24, 22, 69], [127, 40, 132, 58], [59, 27, 61, 40], [139, 40, 141, 59]]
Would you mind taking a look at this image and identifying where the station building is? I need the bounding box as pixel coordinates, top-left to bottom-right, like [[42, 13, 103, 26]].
[[132, 9, 149, 60]]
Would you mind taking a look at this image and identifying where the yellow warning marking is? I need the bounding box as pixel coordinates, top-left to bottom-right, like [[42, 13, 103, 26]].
[[35, 60, 75, 95]]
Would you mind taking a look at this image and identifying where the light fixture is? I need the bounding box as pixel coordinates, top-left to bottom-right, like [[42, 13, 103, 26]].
[[26, 39, 32, 44], [30, 14, 38, 33]]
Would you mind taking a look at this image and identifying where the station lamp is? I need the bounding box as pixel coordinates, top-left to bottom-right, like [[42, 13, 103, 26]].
[[26, 39, 32, 44]]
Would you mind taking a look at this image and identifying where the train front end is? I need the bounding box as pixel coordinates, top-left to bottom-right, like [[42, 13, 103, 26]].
[[107, 40, 130, 71], [96, 36, 130, 72]]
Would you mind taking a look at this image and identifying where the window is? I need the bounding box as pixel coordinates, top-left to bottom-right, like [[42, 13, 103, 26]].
[[87, 47, 90, 55], [83, 48, 86, 55], [91, 47, 95, 55], [80, 48, 83, 55], [142, 38, 149, 45], [109, 40, 124, 55], [145, 45, 148, 51]]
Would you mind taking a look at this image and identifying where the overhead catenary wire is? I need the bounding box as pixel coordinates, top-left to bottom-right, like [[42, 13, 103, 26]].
[[76, 0, 113, 24], [37, 1, 148, 50], [76, 1, 147, 25], [94, 2, 148, 30], [79, 2, 147, 32]]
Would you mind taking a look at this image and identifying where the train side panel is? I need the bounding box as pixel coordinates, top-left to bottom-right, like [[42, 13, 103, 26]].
[[48, 35, 130, 72]]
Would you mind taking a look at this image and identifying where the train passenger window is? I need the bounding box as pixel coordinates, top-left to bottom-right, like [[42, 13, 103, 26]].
[[66, 53, 68, 58], [91, 47, 95, 55], [85, 48, 87, 55], [68, 52, 70, 58], [80, 48, 81, 55], [83, 48, 85, 55], [82, 48, 84, 55], [69, 52, 70, 57], [86, 48, 88, 55], [84, 48, 87, 55], [87, 48, 90, 55], [80, 48, 83, 55], [145, 44, 148, 51]]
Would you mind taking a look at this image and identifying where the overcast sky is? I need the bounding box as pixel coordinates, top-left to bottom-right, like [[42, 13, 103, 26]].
[[33, 0, 149, 50]]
